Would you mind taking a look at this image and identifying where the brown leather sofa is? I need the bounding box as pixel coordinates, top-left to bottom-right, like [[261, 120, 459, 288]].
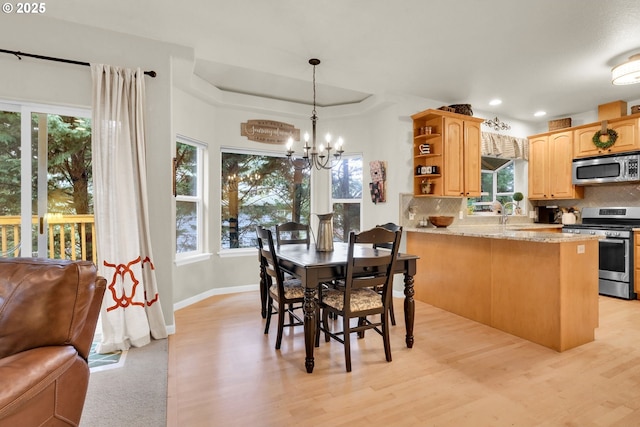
[[0, 258, 106, 427]]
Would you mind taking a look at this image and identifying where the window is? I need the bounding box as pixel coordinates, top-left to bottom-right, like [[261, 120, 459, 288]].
[[221, 149, 310, 250], [331, 155, 363, 241], [469, 156, 515, 213], [175, 136, 206, 259], [0, 102, 93, 260]]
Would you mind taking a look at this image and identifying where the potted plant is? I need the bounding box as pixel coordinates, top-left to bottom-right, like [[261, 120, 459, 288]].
[[513, 192, 524, 215]]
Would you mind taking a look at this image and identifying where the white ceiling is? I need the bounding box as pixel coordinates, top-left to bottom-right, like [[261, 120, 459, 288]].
[[47, 0, 640, 122]]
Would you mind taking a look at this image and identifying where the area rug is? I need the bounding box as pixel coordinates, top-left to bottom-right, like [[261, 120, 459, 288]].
[[82, 338, 168, 427], [88, 340, 127, 372]]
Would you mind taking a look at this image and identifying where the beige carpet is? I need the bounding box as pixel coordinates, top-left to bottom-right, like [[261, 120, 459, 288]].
[[81, 338, 168, 427]]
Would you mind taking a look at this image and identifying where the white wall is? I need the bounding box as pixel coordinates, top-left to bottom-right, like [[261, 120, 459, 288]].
[[0, 17, 182, 328]]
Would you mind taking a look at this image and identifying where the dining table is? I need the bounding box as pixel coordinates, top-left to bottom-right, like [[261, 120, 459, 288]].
[[263, 242, 419, 373]]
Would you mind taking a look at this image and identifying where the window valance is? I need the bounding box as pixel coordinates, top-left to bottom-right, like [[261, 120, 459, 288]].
[[481, 132, 529, 160]]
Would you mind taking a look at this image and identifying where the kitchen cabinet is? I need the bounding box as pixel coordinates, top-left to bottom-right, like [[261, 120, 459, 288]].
[[411, 109, 483, 197], [574, 116, 640, 158], [528, 130, 584, 200]]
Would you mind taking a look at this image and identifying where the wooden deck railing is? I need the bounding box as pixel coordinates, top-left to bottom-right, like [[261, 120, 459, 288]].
[[0, 215, 96, 261]]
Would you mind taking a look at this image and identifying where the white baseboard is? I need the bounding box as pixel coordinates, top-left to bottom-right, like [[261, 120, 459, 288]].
[[173, 284, 260, 312], [172, 284, 404, 312]]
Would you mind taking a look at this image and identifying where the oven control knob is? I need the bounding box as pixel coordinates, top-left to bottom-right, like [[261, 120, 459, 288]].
[[589, 231, 596, 235]]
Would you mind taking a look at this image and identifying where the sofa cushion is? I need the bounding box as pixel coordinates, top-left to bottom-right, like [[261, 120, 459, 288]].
[[0, 346, 89, 425]]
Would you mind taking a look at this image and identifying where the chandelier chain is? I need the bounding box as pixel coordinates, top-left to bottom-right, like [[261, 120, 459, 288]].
[[312, 61, 317, 117]]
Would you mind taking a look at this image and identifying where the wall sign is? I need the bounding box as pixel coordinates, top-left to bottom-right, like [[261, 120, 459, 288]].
[[240, 120, 300, 144]]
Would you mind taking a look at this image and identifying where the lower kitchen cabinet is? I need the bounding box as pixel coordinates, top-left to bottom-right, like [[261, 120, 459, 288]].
[[407, 230, 599, 351]]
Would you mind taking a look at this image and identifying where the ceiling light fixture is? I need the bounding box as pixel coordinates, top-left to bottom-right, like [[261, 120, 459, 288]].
[[286, 58, 344, 170], [612, 54, 640, 85], [534, 111, 547, 117], [489, 99, 502, 106], [483, 116, 511, 131]]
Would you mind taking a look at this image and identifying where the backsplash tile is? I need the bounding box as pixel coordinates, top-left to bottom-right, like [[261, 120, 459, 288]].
[[537, 183, 640, 217], [401, 183, 640, 228]]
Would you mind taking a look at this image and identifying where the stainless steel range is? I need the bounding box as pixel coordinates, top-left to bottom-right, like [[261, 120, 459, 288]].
[[563, 207, 639, 300]]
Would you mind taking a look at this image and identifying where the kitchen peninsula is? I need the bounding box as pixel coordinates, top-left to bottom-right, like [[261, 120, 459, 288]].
[[407, 226, 601, 351]]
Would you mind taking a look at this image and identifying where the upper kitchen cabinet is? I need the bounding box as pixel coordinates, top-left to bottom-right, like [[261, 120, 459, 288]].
[[411, 109, 483, 197], [528, 130, 584, 200], [574, 116, 640, 158]]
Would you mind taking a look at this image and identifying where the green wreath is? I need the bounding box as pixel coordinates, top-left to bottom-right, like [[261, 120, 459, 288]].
[[592, 128, 618, 149]]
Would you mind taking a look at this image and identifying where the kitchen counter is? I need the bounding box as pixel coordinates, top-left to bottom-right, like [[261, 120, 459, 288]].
[[407, 226, 599, 352], [406, 223, 600, 243]]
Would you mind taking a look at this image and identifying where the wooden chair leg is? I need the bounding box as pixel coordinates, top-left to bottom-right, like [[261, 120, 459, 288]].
[[264, 296, 273, 334], [357, 317, 366, 339], [275, 301, 285, 350], [389, 299, 396, 326], [383, 312, 392, 362], [343, 315, 352, 372], [323, 308, 331, 343], [288, 303, 294, 325]]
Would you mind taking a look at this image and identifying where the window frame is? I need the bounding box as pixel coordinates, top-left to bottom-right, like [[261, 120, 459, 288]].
[[174, 135, 210, 265], [470, 157, 516, 213], [330, 153, 364, 241], [219, 146, 311, 256]]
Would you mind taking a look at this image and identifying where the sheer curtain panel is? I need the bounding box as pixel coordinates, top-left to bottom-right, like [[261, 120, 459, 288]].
[[91, 64, 167, 353]]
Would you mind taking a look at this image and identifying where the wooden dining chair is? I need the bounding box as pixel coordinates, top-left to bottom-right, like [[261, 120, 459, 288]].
[[318, 226, 401, 372], [275, 221, 310, 248], [256, 226, 305, 350], [374, 222, 402, 325]]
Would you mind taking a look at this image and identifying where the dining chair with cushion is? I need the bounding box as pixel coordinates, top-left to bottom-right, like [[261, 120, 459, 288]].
[[256, 226, 305, 350], [374, 222, 402, 325], [275, 221, 310, 248], [318, 226, 401, 372]]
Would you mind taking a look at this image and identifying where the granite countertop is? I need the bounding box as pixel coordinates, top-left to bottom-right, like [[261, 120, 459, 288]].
[[406, 223, 601, 243]]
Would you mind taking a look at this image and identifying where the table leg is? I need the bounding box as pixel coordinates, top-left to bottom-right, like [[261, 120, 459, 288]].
[[403, 271, 415, 348], [303, 287, 317, 373]]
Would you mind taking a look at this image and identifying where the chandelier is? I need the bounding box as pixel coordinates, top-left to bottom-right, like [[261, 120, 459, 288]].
[[286, 58, 344, 170], [483, 116, 511, 131]]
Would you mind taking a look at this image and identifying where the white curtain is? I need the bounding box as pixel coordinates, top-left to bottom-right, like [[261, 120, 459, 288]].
[[91, 64, 167, 353], [481, 132, 529, 160]]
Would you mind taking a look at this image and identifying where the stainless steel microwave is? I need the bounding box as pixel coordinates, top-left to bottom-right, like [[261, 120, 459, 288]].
[[572, 152, 640, 185]]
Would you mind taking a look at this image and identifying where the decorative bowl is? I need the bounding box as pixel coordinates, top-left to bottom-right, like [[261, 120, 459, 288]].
[[428, 216, 454, 228]]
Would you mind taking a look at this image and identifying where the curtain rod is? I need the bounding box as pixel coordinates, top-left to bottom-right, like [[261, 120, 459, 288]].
[[0, 48, 157, 77]]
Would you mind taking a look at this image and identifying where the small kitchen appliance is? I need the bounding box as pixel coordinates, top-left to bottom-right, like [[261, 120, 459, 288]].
[[572, 152, 640, 185], [562, 207, 640, 299], [534, 206, 560, 224]]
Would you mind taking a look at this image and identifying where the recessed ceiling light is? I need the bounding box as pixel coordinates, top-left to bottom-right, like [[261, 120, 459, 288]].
[[534, 111, 547, 117], [489, 99, 502, 106]]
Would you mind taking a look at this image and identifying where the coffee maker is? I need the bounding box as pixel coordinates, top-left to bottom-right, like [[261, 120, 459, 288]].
[[534, 206, 560, 224]]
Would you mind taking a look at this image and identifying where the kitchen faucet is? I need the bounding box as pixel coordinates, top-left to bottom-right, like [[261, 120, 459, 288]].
[[499, 202, 517, 225]]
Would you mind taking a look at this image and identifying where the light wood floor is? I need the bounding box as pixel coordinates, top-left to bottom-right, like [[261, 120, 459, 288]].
[[167, 292, 640, 427]]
